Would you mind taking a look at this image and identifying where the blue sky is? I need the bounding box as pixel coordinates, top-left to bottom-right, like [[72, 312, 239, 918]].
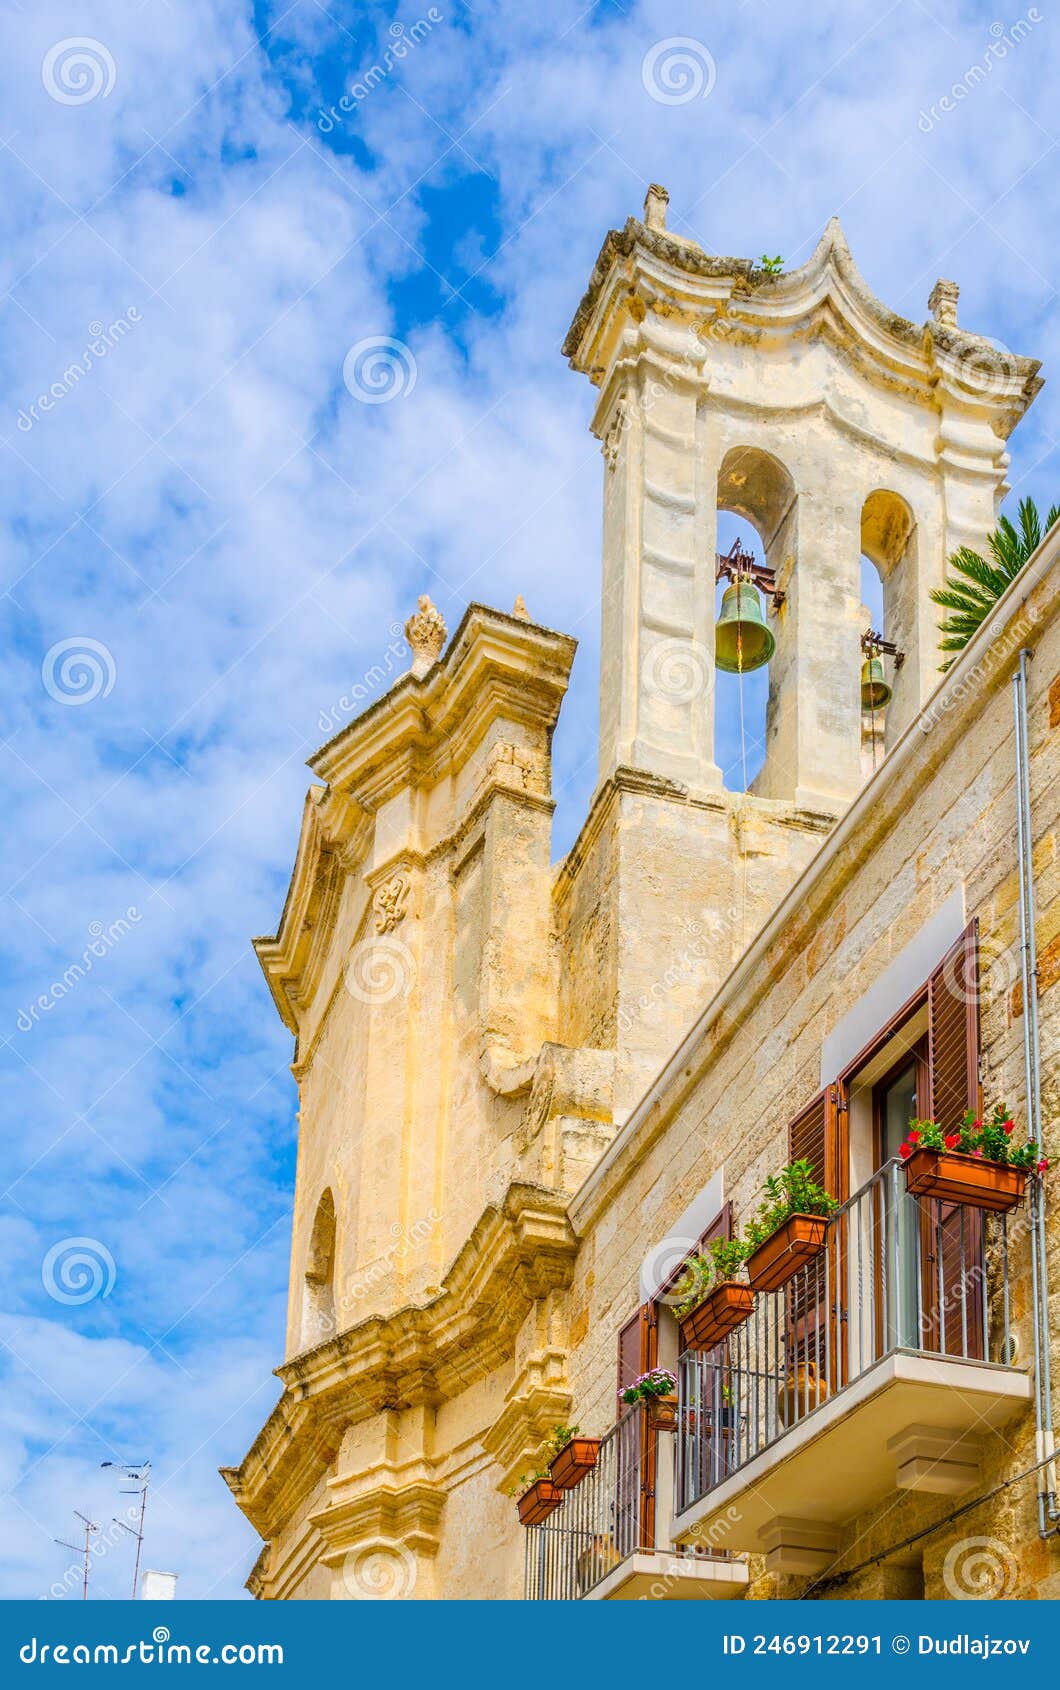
[[1, 0, 1057, 1599]]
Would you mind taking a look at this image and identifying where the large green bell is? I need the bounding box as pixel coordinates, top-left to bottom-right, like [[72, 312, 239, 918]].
[[860, 655, 892, 711], [715, 578, 775, 674]]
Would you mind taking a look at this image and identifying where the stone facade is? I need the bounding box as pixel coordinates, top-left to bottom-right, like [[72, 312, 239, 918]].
[[223, 193, 1056, 1602]]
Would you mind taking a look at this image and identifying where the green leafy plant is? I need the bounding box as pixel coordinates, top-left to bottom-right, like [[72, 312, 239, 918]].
[[504, 1466, 550, 1499], [743, 1159, 838, 1250], [900, 1104, 1047, 1173], [758, 253, 784, 276], [931, 497, 1060, 670], [620, 1367, 677, 1406], [546, 1423, 580, 1457], [672, 1237, 748, 1320]]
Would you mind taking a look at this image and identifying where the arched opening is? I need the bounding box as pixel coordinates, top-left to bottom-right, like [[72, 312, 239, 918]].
[[859, 556, 886, 779], [860, 490, 917, 743], [715, 447, 796, 794], [302, 1187, 336, 1349]]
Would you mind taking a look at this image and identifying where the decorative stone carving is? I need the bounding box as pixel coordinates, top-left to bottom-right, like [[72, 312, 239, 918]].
[[374, 873, 410, 934], [643, 182, 669, 232], [405, 595, 447, 678], [929, 278, 960, 329], [602, 398, 627, 471], [512, 595, 529, 621]]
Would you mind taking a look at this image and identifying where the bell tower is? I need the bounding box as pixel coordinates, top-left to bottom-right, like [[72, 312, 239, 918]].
[[557, 186, 1041, 1112], [565, 185, 1040, 810]]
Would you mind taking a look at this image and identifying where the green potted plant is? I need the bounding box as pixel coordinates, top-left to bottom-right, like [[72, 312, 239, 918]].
[[743, 1159, 838, 1292], [620, 1367, 678, 1431], [510, 1466, 564, 1526], [708, 1381, 738, 1433], [673, 1238, 753, 1351], [546, 1423, 602, 1490], [901, 1105, 1046, 1212]]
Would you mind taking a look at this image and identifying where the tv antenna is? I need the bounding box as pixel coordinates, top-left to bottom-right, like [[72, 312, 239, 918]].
[[55, 1511, 99, 1601], [101, 1459, 151, 1599]]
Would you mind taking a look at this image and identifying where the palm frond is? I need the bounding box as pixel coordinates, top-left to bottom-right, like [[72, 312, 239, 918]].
[[934, 495, 1056, 667]]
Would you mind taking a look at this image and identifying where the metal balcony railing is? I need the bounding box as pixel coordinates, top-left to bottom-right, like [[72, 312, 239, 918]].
[[523, 1406, 648, 1599], [676, 1158, 1019, 1515]]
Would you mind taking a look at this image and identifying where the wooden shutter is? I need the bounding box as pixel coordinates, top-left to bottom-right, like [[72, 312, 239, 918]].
[[615, 1305, 658, 1549], [927, 919, 981, 1128], [787, 1084, 846, 1388], [924, 919, 984, 1358], [699, 1201, 733, 1249], [788, 1083, 845, 1201]]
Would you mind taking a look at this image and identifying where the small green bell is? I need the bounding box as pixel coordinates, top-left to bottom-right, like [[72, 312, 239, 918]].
[[860, 655, 892, 711], [715, 578, 775, 674]]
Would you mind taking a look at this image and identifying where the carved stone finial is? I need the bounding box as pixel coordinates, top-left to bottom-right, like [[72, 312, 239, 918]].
[[512, 595, 530, 621], [405, 594, 447, 679], [643, 183, 669, 232], [928, 279, 959, 329]]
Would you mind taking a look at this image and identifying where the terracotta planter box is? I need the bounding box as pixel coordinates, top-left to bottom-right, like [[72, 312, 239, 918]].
[[679, 1280, 754, 1352], [904, 1148, 1026, 1214], [746, 1213, 829, 1293], [548, 1436, 601, 1490], [516, 1477, 563, 1526], [646, 1392, 678, 1432]]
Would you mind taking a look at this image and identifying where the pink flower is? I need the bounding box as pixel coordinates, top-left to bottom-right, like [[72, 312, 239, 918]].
[[971, 1147, 983, 1158], [973, 1119, 983, 1132], [1038, 1159, 1049, 1174]]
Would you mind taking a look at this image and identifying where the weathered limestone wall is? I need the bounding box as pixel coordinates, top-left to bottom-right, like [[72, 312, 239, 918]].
[[562, 543, 1060, 1599]]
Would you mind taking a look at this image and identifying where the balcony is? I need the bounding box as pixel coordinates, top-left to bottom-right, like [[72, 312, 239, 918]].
[[523, 1404, 749, 1599], [672, 1160, 1032, 1572]]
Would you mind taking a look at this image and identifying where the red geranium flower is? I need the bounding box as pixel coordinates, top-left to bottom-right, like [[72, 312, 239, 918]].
[[899, 1141, 912, 1159], [1038, 1158, 1050, 1173], [944, 1134, 960, 1149], [908, 1128, 920, 1143], [1003, 1120, 1015, 1135]]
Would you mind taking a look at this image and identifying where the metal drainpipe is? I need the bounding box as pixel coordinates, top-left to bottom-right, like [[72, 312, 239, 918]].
[[1013, 647, 1057, 1534]]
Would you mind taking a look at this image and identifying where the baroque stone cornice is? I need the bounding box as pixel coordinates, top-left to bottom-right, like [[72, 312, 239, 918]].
[[255, 607, 575, 1036], [564, 214, 1040, 441], [221, 1182, 577, 1540]]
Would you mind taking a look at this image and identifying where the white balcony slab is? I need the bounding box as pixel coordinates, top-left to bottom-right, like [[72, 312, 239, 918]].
[[586, 1551, 750, 1600], [673, 1351, 1031, 1555]]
